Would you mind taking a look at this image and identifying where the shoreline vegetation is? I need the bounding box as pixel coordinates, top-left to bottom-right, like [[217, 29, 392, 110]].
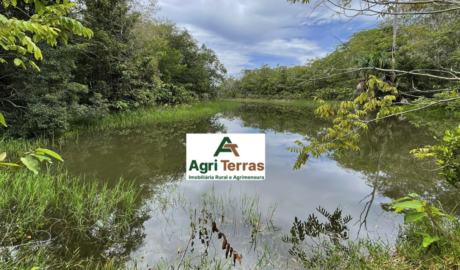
[[0, 101, 242, 153], [0, 101, 241, 269], [0, 99, 459, 269]]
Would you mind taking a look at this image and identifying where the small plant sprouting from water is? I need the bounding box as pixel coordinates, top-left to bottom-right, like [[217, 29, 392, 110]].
[[182, 209, 243, 267], [282, 206, 353, 267]]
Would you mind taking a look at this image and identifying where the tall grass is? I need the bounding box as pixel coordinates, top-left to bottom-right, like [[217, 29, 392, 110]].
[[290, 220, 460, 269], [0, 100, 242, 156], [0, 167, 146, 269], [0, 101, 241, 146], [68, 100, 242, 133]]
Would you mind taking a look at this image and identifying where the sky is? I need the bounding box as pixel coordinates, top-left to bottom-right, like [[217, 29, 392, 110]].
[[156, 0, 381, 76]]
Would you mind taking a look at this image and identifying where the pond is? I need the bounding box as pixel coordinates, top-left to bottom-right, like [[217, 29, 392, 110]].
[[59, 101, 460, 268]]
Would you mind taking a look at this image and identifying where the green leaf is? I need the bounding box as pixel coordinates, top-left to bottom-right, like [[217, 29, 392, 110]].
[[437, 213, 456, 221], [32, 154, 52, 163], [0, 152, 5, 162], [13, 58, 22, 66], [405, 212, 428, 223], [0, 162, 20, 167], [20, 156, 40, 174], [391, 200, 423, 210], [0, 112, 6, 127], [388, 196, 411, 205], [29, 60, 40, 71], [422, 235, 440, 248], [34, 0, 45, 15], [10, 164, 22, 172], [35, 148, 64, 161], [13, 58, 26, 69], [416, 232, 430, 237]]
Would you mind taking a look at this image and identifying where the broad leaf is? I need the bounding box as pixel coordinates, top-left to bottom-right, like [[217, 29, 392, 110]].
[[0, 163, 20, 167], [416, 232, 430, 237], [0, 112, 6, 127], [391, 200, 423, 209], [0, 152, 5, 162], [405, 212, 427, 223], [437, 213, 456, 221], [388, 196, 411, 205], [422, 235, 440, 248], [20, 156, 40, 174], [32, 154, 52, 163], [35, 148, 64, 161]]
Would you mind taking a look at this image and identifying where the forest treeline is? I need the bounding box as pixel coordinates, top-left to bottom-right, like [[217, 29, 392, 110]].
[[0, 0, 226, 138], [219, 12, 460, 103]]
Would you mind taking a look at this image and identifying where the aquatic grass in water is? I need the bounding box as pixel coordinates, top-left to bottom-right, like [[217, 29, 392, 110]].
[[0, 101, 241, 153], [136, 184, 287, 269], [68, 101, 242, 133], [0, 167, 148, 269]]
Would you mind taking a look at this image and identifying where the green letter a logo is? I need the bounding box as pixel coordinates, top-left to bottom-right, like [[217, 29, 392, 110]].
[[214, 137, 233, 157]]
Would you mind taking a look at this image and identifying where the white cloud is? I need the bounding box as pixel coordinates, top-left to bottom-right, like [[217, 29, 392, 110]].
[[156, 0, 379, 75]]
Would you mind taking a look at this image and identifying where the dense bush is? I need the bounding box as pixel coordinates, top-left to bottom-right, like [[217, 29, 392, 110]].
[[0, 0, 226, 138]]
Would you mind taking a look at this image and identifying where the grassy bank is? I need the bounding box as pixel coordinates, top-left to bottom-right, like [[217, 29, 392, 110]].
[[0, 167, 147, 269], [70, 100, 242, 133], [0, 100, 241, 153]]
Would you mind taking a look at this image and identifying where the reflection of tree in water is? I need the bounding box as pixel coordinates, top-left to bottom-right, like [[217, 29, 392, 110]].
[[335, 118, 460, 216], [227, 102, 460, 216], [282, 207, 352, 268], [59, 116, 227, 193], [222, 103, 329, 136]]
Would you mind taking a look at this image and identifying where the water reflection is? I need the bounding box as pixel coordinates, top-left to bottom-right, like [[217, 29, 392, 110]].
[[61, 116, 227, 191], [57, 101, 459, 266]]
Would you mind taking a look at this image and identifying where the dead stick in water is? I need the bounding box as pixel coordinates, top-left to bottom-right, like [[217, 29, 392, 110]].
[[177, 208, 196, 270]]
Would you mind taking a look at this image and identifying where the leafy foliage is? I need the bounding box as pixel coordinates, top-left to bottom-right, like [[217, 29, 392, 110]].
[[0, 147, 63, 174], [0, 0, 93, 69], [389, 193, 456, 250], [411, 125, 460, 187], [1, 0, 226, 138], [287, 75, 403, 167]]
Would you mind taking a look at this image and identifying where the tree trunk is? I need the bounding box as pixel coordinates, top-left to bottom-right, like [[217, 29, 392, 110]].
[[392, 1, 398, 68]]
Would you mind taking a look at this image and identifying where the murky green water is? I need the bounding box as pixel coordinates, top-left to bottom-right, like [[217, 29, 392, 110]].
[[60, 102, 460, 268]]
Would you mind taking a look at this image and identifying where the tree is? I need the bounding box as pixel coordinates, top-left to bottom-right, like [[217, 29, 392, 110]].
[[0, 0, 93, 69], [286, 0, 460, 188], [0, 0, 93, 172], [0, 0, 93, 127]]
